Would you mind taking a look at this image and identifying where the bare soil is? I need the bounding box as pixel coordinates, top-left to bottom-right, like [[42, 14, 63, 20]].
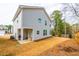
[[0, 35, 68, 56]]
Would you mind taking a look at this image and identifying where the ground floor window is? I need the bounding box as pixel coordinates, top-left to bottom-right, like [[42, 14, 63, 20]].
[[43, 30, 47, 36]]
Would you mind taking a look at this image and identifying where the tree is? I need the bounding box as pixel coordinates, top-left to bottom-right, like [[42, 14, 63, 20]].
[[61, 3, 79, 23], [61, 3, 79, 37], [51, 10, 64, 36], [5, 25, 12, 33], [8, 25, 12, 33], [64, 22, 72, 34], [61, 3, 79, 22]]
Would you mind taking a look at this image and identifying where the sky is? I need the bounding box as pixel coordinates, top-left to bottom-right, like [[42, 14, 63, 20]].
[[0, 3, 62, 25], [0, 0, 79, 25]]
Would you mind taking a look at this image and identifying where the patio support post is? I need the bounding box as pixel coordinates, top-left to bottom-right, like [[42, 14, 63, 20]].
[[28, 31, 29, 39], [21, 28, 23, 41]]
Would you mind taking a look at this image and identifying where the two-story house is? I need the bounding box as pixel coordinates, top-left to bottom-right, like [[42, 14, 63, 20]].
[[12, 5, 51, 41]]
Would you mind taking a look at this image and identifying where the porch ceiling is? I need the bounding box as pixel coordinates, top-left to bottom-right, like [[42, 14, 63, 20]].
[[18, 28, 33, 30]]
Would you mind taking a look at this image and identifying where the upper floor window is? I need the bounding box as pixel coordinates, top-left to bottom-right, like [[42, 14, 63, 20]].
[[45, 20, 47, 25], [38, 18, 42, 23], [17, 20, 18, 23], [37, 30, 40, 35], [50, 24, 51, 27]]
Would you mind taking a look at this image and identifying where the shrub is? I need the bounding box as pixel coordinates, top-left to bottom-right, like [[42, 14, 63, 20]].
[[10, 36, 15, 39], [50, 29, 55, 36]]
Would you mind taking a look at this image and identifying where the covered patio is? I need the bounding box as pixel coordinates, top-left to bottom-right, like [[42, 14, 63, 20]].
[[17, 28, 32, 41]]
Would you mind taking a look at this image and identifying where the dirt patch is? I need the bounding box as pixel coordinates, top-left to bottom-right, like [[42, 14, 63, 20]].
[[0, 36, 68, 56], [60, 47, 79, 52], [39, 39, 79, 56]]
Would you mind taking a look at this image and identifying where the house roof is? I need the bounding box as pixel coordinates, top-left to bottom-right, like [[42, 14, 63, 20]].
[[12, 5, 51, 21]]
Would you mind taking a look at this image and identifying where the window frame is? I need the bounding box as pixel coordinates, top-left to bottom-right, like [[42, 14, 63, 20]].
[[43, 30, 47, 36], [45, 20, 47, 25], [38, 18, 42, 23], [37, 30, 40, 35], [17, 20, 18, 23], [50, 24, 51, 27]]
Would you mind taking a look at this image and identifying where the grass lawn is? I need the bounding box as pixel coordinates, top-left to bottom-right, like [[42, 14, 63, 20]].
[[0, 35, 69, 56]]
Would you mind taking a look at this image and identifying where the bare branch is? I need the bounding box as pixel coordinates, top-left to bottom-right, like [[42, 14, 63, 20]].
[[70, 3, 79, 17]]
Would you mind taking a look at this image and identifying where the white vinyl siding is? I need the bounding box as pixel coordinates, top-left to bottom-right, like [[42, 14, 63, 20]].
[[13, 7, 51, 41]]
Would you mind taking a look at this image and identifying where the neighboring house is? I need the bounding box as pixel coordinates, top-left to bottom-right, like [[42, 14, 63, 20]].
[[0, 25, 8, 35], [0, 25, 13, 34], [12, 5, 51, 41], [0, 30, 5, 35], [0, 25, 8, 30]]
